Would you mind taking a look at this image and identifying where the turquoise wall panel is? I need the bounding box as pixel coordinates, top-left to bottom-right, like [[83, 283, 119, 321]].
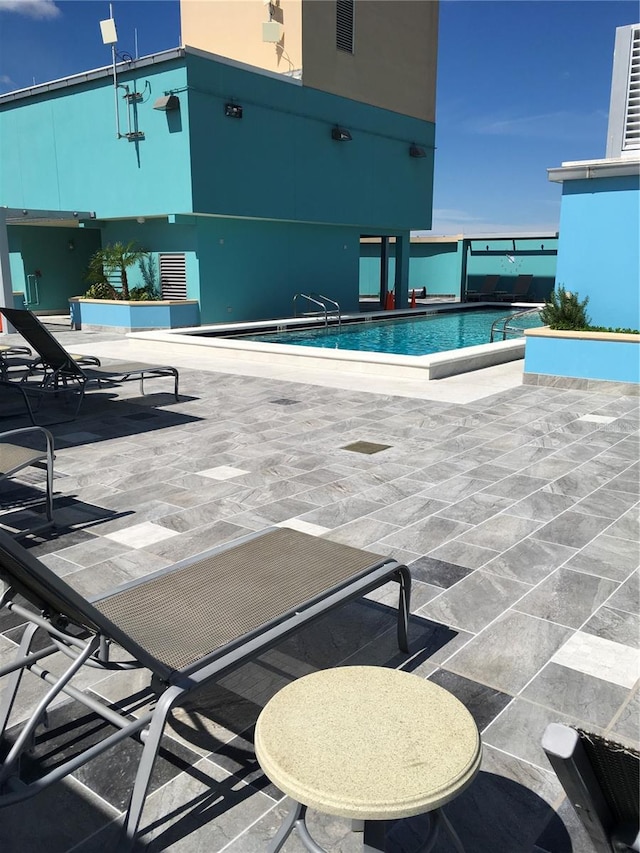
[[8, 225, 100, 311], [0, 62, 192, 217], [70, 299, 199, 329], [466, 237, 557, 302], [186, 53, 435, 231], [359, 238, 555, 301], [555, 176, 640, 329], [359, 241, 461, 297], [525, 335, 639, 383], [195, 217, 361, 324]]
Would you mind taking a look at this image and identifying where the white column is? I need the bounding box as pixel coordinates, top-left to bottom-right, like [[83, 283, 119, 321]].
[[0, 211, 14, 335]]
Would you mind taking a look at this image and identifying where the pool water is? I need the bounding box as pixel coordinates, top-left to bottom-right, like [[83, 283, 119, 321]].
[[239, 309, 543, 357]]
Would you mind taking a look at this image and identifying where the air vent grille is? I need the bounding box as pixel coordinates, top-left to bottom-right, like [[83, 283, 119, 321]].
[[159, 253, 187, 300], [336, 0, 354, 53]]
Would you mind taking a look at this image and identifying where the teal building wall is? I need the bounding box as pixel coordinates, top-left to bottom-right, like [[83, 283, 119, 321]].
[[359, 236, 557, 302], [0, 49, 435, 323], [359, 240, 462, 297], [0, 61, 192, 217], [554, 175, 640, 329], [8, 225, 100, 312], [525, 334, 639, 384], [466, 237, 558, 302]]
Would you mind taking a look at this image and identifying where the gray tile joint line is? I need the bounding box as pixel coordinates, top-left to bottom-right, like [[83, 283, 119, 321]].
[[446, 573, 640, 740], [415, 540, 637, 695]]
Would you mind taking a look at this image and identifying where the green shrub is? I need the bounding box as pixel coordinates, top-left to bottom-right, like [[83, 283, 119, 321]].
[[83, 281, 120, 300], [85, 242, 148, 300], [128, 285, 157, 301], [540, 285, 590, 330], [586, 325, 639, 335], [138, 255, 159, 298]]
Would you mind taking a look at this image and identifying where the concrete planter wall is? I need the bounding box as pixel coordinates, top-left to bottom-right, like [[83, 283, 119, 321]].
[[69, 298, 200, 332], [524, 327, 639, 394]]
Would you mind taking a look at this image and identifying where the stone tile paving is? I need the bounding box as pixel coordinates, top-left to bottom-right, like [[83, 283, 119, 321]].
[[0, 322, 638, 852]]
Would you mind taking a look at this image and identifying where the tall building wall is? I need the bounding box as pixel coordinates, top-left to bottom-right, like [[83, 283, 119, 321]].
[[180, 0, 303, 77], [302, 0, 438, 121], [180, 0, 438, 121]]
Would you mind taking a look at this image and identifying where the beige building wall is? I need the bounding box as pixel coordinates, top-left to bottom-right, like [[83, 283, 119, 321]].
[[302, 0, 438, 121], [180, 0, 303, 76], [180, 1, 438, 122]]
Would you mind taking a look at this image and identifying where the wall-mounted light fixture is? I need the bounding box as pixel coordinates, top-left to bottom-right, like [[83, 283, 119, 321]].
[[68, 239, 75, 251], [225, 102, 243, 119], [153, 94, 180, 111], [331, 126, 352, 142], [409, 144, 426, 158]]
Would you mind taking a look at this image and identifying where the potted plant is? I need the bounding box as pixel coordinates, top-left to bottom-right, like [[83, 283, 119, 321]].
[[524, 285, 639, 389], [70, 242, 199, 330]]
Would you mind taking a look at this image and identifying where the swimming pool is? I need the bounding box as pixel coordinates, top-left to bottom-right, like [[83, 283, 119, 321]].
[[130, 305, 539, 383], [235, 308, 543, 356]]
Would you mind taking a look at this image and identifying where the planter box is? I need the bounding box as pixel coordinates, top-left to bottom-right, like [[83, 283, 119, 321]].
[[524, 327, 639, 393], [69, 298, 200, 332]]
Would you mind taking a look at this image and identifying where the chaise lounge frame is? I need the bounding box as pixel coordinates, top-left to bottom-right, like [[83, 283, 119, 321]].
[[0, 307, 179, 416], [0, 526, 411, 849], [543, 723, 640, 853], [0, 426, 54, 536]]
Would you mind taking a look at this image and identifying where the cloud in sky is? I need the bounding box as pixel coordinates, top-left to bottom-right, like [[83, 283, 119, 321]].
[[0, 74, 16, 91], [466, 109, 608, 140], [0, 0, 60, 19]]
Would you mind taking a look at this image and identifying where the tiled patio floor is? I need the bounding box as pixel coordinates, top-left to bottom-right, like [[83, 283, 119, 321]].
[[0, 320, 638, 852]]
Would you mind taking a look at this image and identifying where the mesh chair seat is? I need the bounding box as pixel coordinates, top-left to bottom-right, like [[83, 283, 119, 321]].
[[0, 442, 48, 477], [95, 528, 387, 674]]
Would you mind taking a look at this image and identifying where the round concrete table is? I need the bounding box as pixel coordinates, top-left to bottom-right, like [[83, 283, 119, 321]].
[[255, 665, 482, 852]]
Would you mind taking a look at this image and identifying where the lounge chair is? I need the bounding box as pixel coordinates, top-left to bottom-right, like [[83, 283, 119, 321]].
[[0, 426, 54, 535], [498, 274, 533, 302], [465, 274, 501, 301], [0, 526, 411, 849], [0, 307, 178, 417], [542, 723, 640, 853]]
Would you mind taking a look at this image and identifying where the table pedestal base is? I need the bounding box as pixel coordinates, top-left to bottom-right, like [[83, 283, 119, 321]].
[[269, 798, 468, 853]]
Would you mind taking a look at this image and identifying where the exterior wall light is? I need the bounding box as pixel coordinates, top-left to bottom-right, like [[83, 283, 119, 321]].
[[225, 103, 243, 119], [153, 94, 180, 111], [409, 144, 426, 158], [331, 126, 352, 141], [68, 239, 75, 251]]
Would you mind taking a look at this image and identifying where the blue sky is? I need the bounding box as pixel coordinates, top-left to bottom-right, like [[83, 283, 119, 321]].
[[0, 0, 638, 235]]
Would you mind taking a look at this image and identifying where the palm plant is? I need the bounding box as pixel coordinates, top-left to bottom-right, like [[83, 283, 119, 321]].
[[540, 285, 590, 331], [85, 241, 148, 300]]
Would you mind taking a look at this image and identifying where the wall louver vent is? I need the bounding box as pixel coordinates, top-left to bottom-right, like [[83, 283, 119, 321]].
[[606, 24, 640, 158], [623, 26, 640, 150], [159, 253, 187, 300], [336, 0, 354, 53]]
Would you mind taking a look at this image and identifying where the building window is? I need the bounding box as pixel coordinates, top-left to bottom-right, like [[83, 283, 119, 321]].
[[159, 253, 187, 300], [336, 0, 354, 53]]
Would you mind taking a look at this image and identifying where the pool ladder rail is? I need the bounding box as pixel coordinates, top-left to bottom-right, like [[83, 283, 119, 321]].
[[293, 293, 341, 329], [490, 307, 542, 343]]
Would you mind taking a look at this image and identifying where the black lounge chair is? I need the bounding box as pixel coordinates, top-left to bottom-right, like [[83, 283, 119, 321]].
[[0, 307, 178, 417], [498, 274, 534, 302], [0, 426, 54, 536], [0, 526, 410, 849], [465, 274, 501, 301], [543, 723, 640, 853]]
